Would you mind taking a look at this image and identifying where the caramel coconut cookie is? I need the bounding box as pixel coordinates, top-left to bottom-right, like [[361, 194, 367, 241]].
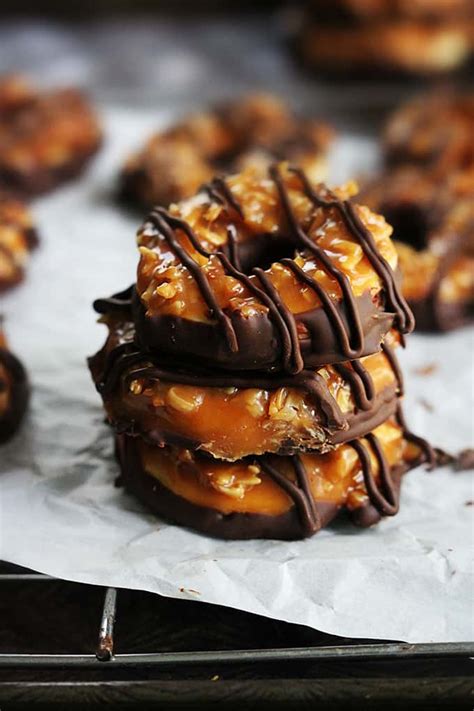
[[0, 326, 29, 444], [383, 91, 474, 173], [362, 166, 474, 331], [128, 164, 412, 373], [0, 193, 38, 292], [296, 1, 473, 76], [0, 74, 102, 196], [119, 93, 334, 209]]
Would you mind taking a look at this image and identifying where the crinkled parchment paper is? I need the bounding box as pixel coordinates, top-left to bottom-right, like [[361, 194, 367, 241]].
[[0, 109, 472, 643]]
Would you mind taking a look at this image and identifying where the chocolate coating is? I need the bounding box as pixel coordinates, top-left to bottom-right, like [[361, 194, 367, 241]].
[[0, 347, 29, 444], [133, 287, 395, 372]]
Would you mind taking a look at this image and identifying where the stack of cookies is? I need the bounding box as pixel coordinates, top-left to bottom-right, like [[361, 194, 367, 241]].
[[90, 163, 433, 540]]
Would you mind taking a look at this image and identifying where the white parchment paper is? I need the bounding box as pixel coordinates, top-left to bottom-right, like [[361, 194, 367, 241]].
[[0, 108, 473, 643]]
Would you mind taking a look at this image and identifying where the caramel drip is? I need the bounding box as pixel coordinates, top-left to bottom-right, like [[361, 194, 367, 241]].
[[123, 360, 345, 430], [141, 164, 410, 373], [290, 165, 415, 335]]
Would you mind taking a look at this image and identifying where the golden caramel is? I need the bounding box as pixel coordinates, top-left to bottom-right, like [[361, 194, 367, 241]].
[[137, 165, 397, 325], [0, 196, 36, 290], [140, 419, 416, 516]]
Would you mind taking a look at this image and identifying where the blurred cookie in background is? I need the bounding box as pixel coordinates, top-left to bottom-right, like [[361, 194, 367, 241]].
[[0, 193, 38, 292], [0, 75, 102, 197], [361, 166, 474, 331], [119, 93, 334, 210], [0, 325, 29, 444], [383, 91, 474, 172], [295, 0, 473, 76]]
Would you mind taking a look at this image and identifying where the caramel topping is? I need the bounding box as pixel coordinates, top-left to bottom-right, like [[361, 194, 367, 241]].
[[110, 336, 400, 461]]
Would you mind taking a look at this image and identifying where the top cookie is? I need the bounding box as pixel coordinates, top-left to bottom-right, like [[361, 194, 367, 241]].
[[117, 163, 413, 374]]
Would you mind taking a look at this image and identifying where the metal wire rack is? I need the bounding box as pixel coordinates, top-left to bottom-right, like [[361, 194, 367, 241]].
[[0, 562, 472, 672], [0, 563, 473, 709]]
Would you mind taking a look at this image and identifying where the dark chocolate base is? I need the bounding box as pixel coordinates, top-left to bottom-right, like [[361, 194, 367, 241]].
[[0, 348, 30, 444], [115, 434, 412, 541], [0, 143, 101, 198], [410, 295, 474, 332], [133, 287, 394, 372]]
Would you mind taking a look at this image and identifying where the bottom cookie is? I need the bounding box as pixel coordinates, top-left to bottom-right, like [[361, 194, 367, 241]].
[[115, 416, 433, 540]]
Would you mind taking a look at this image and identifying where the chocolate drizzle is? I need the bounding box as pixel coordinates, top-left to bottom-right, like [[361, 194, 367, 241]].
[[256, 412, 433, 532], [140, 165, 413, 374], [289, 166, 414, 334], [93, 285, 134, 314], [204, 177, 244, 220], [147, 208, 239, 353], [258, 456, 320, 536], [349, 435, 398, 516]]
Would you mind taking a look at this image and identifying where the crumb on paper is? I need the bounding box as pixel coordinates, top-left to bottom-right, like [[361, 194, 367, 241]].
[[418, 398, 434, 413], [179, 587, 201, 595], [454, 448, 474, 472], [412, 363, 438, 376], [435, 448, 474, 471], [465, 501, 473, 507]]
